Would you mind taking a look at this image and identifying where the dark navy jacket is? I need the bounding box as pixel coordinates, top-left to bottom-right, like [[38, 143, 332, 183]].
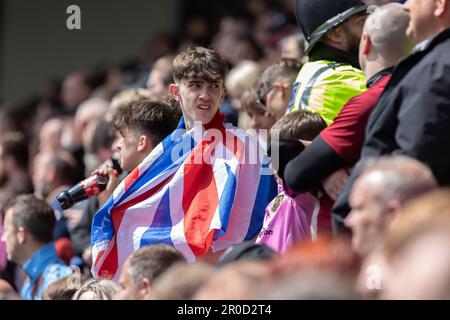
[[332, 28, 450, 231]]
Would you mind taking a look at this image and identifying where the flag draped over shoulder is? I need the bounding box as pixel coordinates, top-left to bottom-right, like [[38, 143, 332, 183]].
[[91, 112, 277, 280]]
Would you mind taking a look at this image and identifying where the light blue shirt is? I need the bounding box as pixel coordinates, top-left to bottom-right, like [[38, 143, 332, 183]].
[[21, 242, 73, 300]]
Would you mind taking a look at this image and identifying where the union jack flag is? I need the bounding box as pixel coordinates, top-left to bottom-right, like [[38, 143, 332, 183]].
[[91, 112, 277, 280]]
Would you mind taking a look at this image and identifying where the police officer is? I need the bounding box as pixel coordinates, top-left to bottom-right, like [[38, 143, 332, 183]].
[[289, 0, 370, 124]]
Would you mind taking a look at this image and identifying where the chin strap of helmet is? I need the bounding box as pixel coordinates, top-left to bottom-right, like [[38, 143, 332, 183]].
[[306, 4, 375, 54]]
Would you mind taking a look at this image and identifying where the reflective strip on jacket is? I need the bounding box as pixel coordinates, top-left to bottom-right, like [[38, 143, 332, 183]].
[[288, 60, 367, 125]]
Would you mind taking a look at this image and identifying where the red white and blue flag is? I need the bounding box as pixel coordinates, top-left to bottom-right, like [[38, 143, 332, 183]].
[[91, 112, 277, 280]]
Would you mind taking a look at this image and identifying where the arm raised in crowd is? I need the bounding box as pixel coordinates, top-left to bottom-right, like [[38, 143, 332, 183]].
[[92, 167, 119, 208], [284, 136, 344, 194]]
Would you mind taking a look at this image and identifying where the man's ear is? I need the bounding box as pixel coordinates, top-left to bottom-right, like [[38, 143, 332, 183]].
[[325, 27, 344, 45], [138, 277, 152, 299], [383, 199, 402, 226], [273, 82, 287, 98], [169, 83, 180, 100], [137, 135, 151, 153], [435, 0, 447, 17], [221, 86, 227, 102], [361, 33, 371, 56], [17, 227, 26, 245]]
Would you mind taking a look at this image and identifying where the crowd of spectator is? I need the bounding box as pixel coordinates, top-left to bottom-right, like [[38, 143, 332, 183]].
[[1, 0, 450, 301]]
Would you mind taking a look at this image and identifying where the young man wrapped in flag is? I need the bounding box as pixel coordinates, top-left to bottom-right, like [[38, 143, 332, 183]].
[[91, 47, 277, 280]]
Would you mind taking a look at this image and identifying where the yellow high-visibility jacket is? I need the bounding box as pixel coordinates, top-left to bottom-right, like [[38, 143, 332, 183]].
[[289, 60, 367, 125]]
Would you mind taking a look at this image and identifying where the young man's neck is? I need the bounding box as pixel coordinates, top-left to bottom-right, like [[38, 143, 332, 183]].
[[183, 115, 194, 130], [182, 113, 210, 130], [128, 149, 153, 172], [183, 111, 222, 130]]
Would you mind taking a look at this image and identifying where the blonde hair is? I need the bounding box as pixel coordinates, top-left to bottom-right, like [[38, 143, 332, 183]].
[[110, 88, 153, 112], [72, 279, 120, 300], [225, 60, 261, 98], [148, 262, 214, 300], [193, 261, 271, 300]]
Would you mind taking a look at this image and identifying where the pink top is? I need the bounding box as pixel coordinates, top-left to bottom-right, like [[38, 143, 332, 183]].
[[0, 221, 6, 269], [256, 182, 316, 253]]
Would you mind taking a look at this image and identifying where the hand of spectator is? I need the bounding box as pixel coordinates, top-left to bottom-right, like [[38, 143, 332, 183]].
[[322, 168, 350, 201], [92, 167, 119, 208]]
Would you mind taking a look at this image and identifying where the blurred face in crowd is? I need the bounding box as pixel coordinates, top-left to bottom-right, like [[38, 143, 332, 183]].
[[74, 98, 110, 152], [234, 39, 261, 65], [403, 0, 440, 44], [280, 36, 304, 61], [264, 82, 292, 121], [346, 172, 388, 256], [1, 208, 22, 264], [39, 118, 63, 152], [115, 127, 145, 172], [169, 77, 226, 128], [382, 228, 450, 300], [146, 69, 166, 96], [247, 107, 277, 132], [115, 258, 148, 300], [32, 152, 54, 199], [61, 73, 91, 110]]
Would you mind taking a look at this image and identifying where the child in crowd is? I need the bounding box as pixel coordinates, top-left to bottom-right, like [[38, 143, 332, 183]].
[[241, 58, 301, 133], [256, 111, 327, 253], [240, 88, 277, 132]]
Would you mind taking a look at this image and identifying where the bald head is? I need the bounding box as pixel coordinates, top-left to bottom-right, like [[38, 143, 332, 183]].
[[75, 98, 110, 150], [76, 98, 110, 122], [359, 3, 412, 72], [346, 155, 437, 256], [39, 117, 64, 152], [359, 155, 437, 208]]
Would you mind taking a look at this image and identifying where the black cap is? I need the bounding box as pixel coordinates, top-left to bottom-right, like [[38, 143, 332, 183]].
[[268, 139, 305, 182], [294, 0, 369, 54], [217, 242, 276, 267]]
